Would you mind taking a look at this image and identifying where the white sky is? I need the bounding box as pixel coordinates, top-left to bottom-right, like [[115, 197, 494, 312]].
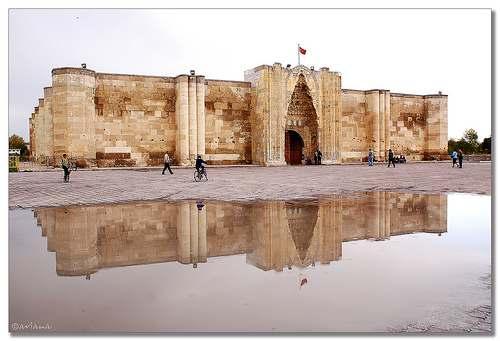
[[8, 8, 491, 141]]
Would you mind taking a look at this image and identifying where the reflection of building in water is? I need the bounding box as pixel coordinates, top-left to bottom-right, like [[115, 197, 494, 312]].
[[33, 193, 447, 276]]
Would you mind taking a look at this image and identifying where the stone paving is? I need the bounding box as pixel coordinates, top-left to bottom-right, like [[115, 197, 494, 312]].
[[8, 162, 491, 208], [389, 273, 492, 334]]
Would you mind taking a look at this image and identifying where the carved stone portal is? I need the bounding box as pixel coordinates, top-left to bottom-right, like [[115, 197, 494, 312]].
[[285, 74, 319, 164]]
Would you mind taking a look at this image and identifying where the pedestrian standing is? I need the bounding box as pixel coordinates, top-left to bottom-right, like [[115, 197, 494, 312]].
[[162, 152, 174, 175], [368, 149, 374, 166], [451, 150, 458, 167], [61, 153, 70, 182], [387, 149, 396, 168], [458, 149, 464, 168], [313, 151, 318, 165], [317, 149, 322, 165]]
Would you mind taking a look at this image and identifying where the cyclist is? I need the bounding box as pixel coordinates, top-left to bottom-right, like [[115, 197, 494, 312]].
[[195, 155, 207, 175]]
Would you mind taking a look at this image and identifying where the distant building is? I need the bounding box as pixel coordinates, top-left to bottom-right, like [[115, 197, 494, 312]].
[[28, 64, 448, 167]]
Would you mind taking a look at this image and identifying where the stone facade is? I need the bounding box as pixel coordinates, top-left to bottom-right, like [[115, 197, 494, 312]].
[[33, 192, 447, 276], [28, 64, 447, 166]]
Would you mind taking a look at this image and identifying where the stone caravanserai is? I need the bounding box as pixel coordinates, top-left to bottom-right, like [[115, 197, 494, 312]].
[[28, 63, 448, 167], [33, 192, 447, 276]]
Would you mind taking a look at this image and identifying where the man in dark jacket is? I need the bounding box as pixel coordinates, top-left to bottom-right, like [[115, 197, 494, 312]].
[[457, 149, 464, 168], [387, 149, 396, 168], [195, 155, 207, 174], [316, 149, 322, 165]]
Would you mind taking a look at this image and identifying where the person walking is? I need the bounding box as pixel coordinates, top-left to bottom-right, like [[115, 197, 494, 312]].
[[451, 150, 458, 167], [458, 149, 464, 168], [368, 149, 374, 166], [162, 152, 174, 175], [61, 154, 70, 183], [387, 149, 396, 168], [313, 151, 318, 165], [316, 149, 322, 165]]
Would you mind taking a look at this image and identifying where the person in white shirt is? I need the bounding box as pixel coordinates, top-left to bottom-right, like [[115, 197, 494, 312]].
[[162, 153, 173, 175]]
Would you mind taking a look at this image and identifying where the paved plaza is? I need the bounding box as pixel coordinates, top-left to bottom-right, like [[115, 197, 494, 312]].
[[8, 162, 491, 208]]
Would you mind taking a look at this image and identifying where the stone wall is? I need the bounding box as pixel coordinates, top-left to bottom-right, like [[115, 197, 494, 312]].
[[341, 90, 372, 161], [389, 94, 427, 160], [52, 68, 97, 161], [339, 90, 447, 162], [27, 65, 447, 166], [94, 73, 177, 167], [424, 95, 448, 159], [34, 192, 447, 276], [204, 80, 252, 164]]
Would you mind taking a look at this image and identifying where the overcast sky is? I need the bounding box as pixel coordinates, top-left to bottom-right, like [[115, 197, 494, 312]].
[[8, 8, 491, 141]]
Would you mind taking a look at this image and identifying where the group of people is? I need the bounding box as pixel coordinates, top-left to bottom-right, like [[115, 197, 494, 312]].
[[368, 148, 405, 167], [313, 149, 322, 165], [302, 149, 323, 165], [60, 147, 465, 183], [60, 152, 207, 183], [451, 149, 464, 168], [162, 153, 206, 175]]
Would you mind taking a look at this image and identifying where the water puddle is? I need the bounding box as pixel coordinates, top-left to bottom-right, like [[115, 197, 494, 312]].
[[9, 192, 491, 332]]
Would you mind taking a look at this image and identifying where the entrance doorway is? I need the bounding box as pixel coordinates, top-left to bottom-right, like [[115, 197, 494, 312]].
[[285, 130, 304, 165]]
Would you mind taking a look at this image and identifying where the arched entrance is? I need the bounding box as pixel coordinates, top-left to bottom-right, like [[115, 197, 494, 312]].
[[285, 130, 304, 165], [285, 202, 319, 262], [285, 74, 318, 165]]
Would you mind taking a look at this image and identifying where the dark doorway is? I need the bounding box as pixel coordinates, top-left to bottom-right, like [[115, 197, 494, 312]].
[[285, 130, 304, 165]]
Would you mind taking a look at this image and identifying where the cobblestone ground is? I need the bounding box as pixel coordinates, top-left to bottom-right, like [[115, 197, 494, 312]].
[[8, 162, 490, 208], [388, 273, 492, 334]]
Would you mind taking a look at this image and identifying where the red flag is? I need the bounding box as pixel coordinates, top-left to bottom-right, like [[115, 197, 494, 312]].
[[299, 46, 307, 55]]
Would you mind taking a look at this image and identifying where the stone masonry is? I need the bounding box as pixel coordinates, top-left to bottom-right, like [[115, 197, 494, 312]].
[[28, 63, 447, 167], [32, 192, 447, 276]]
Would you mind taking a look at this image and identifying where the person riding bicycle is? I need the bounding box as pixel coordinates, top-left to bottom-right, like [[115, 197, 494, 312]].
[[195, 155, 207, 174]]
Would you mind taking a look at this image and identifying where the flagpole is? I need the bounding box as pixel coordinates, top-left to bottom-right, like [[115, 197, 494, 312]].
[[297, 43, 300, 66]]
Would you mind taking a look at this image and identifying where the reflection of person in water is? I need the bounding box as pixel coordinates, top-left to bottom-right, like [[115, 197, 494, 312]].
[[196, 200, 205, 211]]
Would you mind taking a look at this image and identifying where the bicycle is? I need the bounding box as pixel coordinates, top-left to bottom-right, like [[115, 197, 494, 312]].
[[193, 167, 208, 182]]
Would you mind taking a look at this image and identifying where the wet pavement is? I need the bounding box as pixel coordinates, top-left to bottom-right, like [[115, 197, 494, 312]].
[[8, 162, 491, 209], [9, 192, 491, 333]]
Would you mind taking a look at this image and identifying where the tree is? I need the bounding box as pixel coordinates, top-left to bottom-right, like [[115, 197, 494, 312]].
[[448, 138, 457, 154], [464, 128, 479, 143], [455, 138, 475, 154], [9, 134, 28, 156], [480, 136, 491, 154], [448, 129, 480, 154]]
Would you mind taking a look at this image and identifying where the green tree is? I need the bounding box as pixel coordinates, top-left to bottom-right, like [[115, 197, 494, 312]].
[[449, 129, 481, 154], [463, 128, 480, 152], [464, 128, 479, 142], [455, 138, 475, 154], [9, 134, 28, 156], [480, 136, 491, 154], [448, 138, 457, 154]]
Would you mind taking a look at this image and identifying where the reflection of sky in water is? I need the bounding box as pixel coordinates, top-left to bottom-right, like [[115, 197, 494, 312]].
[[447, 193, 490, 252], [9, 193, 491, 332]]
